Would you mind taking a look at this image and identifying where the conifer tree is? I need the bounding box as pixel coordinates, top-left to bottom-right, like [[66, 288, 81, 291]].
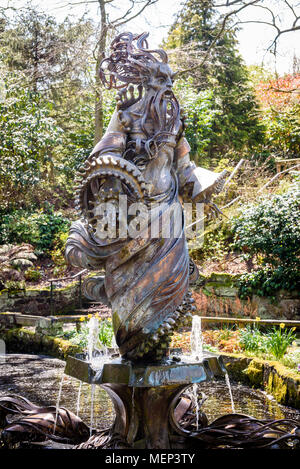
[[164, 0, 265, 158]]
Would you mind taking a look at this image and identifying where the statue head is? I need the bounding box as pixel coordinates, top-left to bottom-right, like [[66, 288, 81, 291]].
[[99, 32, 176, 94], [100, 32, 181, 160], [145, 61, 175, 94]]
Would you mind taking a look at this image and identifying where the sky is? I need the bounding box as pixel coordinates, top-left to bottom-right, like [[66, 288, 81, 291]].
[[1, 0, 300, 75]]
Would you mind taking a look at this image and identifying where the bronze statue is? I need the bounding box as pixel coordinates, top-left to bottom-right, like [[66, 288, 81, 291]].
[[65, 32, 227, 362], [2, 32, 300, 452]]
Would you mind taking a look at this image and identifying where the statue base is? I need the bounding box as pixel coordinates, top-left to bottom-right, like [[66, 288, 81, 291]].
[[65, 353, 226, 449]]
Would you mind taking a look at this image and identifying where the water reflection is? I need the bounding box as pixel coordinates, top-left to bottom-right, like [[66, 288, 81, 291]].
[[199, 379, 299, 422], [0, 354, 299, 432]]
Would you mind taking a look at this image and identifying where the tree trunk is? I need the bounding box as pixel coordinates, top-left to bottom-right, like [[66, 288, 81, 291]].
[[94, 64, 104, 145], [94, 0, 108, 145]]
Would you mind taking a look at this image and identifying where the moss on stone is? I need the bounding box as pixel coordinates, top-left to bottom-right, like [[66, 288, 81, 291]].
[[221, 352, 300, 408], [54, 282, 78, 292], [222, 356, 250, 384], [1, 326, 82, 360], [270, 361, 300, 383], [267, 373, 288, 404], [208, 272, 241, 285], [243, 359, 264, 387]]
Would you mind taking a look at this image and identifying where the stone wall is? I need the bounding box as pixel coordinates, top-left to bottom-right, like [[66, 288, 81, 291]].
[[192, 272, 300, 320], [223, 353, 300, 408], [1, 271, 299, 320], [1, 326, 82, 360], [0, 282, 81, 316]]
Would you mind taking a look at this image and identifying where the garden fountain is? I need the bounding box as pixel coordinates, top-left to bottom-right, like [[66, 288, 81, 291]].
[[64, 318, 227, 448], [0, 31, 299, 450], [63, 30, 229, 449], [61, 31, 300, 449]]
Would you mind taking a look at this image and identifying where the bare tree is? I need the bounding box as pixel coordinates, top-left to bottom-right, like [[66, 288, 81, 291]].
[[217, 0, 300, 55], [167, 1, 300, 79]]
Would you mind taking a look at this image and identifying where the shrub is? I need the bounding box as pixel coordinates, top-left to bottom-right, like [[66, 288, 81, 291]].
[[0, 205, 70, 253], [50, 230, 69, 275], [3, 280, 26, 292], [239, 324, 297, 360], [231, 177, 300, 297], [24, 268, 42, 281], [173, 78, 218, 161], [281, 349, 300, 370], [98, 319, 114, 347]]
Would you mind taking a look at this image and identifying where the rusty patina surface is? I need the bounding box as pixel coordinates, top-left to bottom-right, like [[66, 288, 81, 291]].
[[65, 32, 227, 361], [64, 353, 226, 449]]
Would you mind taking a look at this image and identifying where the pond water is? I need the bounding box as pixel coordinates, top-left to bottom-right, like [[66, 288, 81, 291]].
[[0, 354, 299, 431]]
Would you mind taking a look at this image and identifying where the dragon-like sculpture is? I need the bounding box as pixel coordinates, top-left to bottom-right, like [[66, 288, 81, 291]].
[[65, 32, 227, 361]]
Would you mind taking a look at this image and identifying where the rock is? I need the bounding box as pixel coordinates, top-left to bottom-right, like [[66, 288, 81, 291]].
[[0, 244, 14, 256], [13, 252, 37, 262], [0, 244, 37, 284], [205, 285, 239, 297], [11, 258, 34, 270], [0, 256, 10, 265], [243, 359, 264, 387], [0, 268, 23, 282]]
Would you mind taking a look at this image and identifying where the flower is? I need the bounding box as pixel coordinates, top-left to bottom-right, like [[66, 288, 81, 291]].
[[280, 323, 285, 329], [255, 317, 261, 321], [79, 316, 85, 322], [298, 364, 300, 373], [87, 314, 92, 319], [291, 327, 296, 332]]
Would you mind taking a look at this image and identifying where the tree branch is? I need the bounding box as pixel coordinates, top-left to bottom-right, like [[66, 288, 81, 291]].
[[112, 0, 158, 27]]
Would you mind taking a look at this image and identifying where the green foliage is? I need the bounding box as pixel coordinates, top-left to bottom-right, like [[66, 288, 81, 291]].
[[65, 319, 114, 349], [240, 324, 297, 360], [0, 8, 95, 209], [267, 326, 297, 360], [173, 78, 218, 159], [65, 325, 89, 348], [0, 7, 93, 91], [50, 230, 69, 274], [203, 343, 219, 353], [218, 324, 235, 341], [240, 325, 270, 354], [3, 280, 26, 292], [165, 0, 265, 157], [238, 266, 300, 299], [57, 87, 116, 179], [0, 204, 70, 253], [98, 319, 114, 347], [191, 220, 233, 262], [0, 70, 63, 190], [281, 349, 300, 370], [24, 268, 42, 281], [232, 178, 300, 297], [262, 105, 300, 156], [56, 92, 95, 180], [103, 88, 116, 131]]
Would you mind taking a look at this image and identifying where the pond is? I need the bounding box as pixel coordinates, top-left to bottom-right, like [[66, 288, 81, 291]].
[[0, 354, 299, 433]]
